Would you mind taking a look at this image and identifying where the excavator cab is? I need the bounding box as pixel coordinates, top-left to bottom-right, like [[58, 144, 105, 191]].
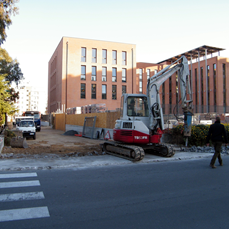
[[120, 94, 149, 120], [127, 97, 149, 117]]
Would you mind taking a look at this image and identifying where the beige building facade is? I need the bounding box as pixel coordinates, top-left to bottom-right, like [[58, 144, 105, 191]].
[[48, 37, 136, 113]]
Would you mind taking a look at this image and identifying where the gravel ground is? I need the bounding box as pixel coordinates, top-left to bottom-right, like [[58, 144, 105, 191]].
[[1, 126, 229, 160], [1, 126, 104, 159]]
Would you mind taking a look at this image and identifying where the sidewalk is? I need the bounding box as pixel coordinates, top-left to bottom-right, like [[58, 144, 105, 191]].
[[0, 151, 216, 171], [0, 126, 226, 171]]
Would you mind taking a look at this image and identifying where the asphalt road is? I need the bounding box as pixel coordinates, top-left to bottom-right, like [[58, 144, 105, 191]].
[[1, 157, 229, 229]]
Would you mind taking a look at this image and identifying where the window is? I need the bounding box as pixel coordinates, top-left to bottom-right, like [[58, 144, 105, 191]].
[[147, 69, 150, 79], [81, 83, 86, 99], [122, 85, 126, 94], [102, 49, 107, 64], [102, 67, 107, 82], [112, 50, 117, 65], [139, 69, 143, 80], [195, 68, 198, 113], [92, 48, 97, 63], [112, 85, 117, 100], [91, 84, 96, 99], [162, 83, 165, 107], [223, 63, 226, 112], [213, 64, 216, 112], [139, 81, 142, 93], [169, 78, 172, 113], [92, 66, 96, 81], [81, 66, 86, 80], [139, 69, 143, 93], [102, 85, 107, 99], [127, 97, 149, 117], [176, 74, 178, 113], [201, 67, 204, 113], [122, 51, 127, 65], [122, 68, 126, 82], [112, 67, 117, 82], [81, 47, 86, 62], [207, 65, 210, 110]]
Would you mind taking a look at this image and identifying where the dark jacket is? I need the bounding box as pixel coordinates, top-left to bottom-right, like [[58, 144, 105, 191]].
[[206, 121, 228, 143]]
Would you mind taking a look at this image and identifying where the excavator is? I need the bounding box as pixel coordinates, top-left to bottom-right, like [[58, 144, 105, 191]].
[[103, 56, 193, 161]]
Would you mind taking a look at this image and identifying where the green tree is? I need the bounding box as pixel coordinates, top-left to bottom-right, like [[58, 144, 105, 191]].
[[0, 0, 18, 45], [0, 47, 23, 84], [0, 48, 21, 124], [0, 1, 21, 125], [0, 75, 16, 124]]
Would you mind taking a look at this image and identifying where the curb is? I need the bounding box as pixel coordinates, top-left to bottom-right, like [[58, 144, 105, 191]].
[[0, 152, 217, 172]]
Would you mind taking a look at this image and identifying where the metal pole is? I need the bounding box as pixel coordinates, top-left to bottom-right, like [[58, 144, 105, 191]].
[[205, 49, 208, 113], [66, 42, 68, 113], [132, 48, 134, 93], [198, 51, 201, 113], [190, 54, 193, 102]]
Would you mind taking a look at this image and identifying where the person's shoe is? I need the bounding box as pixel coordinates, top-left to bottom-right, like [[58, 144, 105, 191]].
[[220, 163, 223, 166], [210, 164, 216, 168]]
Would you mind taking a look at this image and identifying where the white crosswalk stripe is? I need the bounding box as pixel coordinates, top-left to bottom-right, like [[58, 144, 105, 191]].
[[0, 172, 50, 222], [0, 206, 50, 222], [0, 180, 40, 189], [0, 173, 37, 179], [0, 191, 45, 202]]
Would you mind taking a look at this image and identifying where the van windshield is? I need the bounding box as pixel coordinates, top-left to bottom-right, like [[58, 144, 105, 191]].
[[20, 121, 34, 127]]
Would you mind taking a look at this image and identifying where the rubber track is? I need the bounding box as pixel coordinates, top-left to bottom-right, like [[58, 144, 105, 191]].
[[150, 144, 175, 157], [103, 142, 145, 162]]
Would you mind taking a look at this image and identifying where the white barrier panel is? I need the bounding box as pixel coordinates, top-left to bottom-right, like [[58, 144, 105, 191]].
[[0, 137, 4, 154]]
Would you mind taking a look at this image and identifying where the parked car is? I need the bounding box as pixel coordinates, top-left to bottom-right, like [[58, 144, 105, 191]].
[[16, 120, 36, 140]]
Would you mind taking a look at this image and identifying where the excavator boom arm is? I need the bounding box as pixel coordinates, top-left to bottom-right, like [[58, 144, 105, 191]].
[[147, 56, 192, 133]]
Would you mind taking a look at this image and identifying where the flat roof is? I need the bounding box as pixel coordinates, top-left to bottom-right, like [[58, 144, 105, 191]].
[[157, 45, 225, 64]]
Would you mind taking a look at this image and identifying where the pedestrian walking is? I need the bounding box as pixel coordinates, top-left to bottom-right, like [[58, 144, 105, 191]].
[[206, 116, 228, 168]]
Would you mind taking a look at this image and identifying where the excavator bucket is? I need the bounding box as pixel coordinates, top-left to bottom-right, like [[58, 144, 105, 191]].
[[10, 137, 28, 148]]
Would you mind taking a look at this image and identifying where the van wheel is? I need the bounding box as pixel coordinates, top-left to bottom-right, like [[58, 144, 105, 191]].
[[33, 133, 36, 140]]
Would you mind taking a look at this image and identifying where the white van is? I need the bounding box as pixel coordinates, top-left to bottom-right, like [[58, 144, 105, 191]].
[[15, 116, 34, 128], [16, 120, 36, 139]]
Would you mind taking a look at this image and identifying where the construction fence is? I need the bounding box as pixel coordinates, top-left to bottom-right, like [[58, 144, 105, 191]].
[[53, 111, 120, 132], [52, 103, 229, 140], [53, 111, 229, 132]]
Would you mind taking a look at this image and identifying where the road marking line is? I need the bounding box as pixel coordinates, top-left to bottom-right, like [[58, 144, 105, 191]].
[[0, 206, 50, 222], [0, 192, 45, 202], [0, 173, 37, 179], [0, 180, 40, 189]]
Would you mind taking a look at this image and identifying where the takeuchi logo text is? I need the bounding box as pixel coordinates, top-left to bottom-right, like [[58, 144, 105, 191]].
[[134, 136, 148, 139]]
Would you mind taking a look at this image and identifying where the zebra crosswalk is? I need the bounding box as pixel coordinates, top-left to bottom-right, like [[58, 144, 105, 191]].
[[0, 172, 50, 222]]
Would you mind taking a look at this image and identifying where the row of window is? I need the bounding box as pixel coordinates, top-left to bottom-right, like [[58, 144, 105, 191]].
[[138, 68, 156, 93], [81, 48, 127, 65], [81, 66, 127, 82], [80, 84, 126, 100], [160, 63, 226, 113]]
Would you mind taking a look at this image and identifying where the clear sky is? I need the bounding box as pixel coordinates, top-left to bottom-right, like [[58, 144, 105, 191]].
[[2, 0, 229, 92]]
